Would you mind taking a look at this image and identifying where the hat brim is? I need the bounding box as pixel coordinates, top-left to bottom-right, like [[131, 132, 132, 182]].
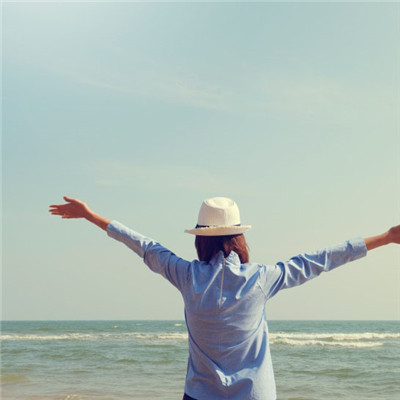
[[184, 225, 252, 236]]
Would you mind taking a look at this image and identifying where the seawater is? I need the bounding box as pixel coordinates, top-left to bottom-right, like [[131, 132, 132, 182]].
[[1, 320, 399, 400]]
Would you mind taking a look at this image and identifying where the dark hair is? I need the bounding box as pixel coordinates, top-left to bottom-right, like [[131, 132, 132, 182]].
[[195, 234, 249, 263]]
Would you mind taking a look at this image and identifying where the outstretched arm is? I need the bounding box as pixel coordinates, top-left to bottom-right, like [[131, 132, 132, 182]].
[[49, 196, 110, 230], [49, 196, 191, 291], [261, 224, 400, 299]]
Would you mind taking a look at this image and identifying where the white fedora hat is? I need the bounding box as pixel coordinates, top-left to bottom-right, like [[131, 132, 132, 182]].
[[185, 197, 251, 236]]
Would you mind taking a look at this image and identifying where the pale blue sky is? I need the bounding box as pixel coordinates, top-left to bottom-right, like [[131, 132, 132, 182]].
[[2, 1, 399, 320]]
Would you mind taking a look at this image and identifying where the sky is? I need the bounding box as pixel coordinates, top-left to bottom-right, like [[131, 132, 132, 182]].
[[2, 1, 399, 321]]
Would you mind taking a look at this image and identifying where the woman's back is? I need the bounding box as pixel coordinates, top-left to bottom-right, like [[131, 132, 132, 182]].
[[182, 250, 278, 400]]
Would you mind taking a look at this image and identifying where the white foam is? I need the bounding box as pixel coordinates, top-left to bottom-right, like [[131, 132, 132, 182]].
[[157, 333, 188, 340], [0, 332, 189, 341], [270, 338, 383, 348], [131, 332, 188, 341], [270, 332, 400, 341], [1, 334, 95, 341], [267, 332, 397, 348], [1, 331, 397, 346]]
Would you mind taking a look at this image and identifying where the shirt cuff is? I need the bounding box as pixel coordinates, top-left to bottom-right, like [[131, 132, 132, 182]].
[[106, 220, 126, 239], [348, 237, 368, 260], [106, 220, 150, 258]]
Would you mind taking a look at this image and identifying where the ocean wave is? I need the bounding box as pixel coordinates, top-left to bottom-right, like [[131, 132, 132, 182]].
[[0, 332, 189, 342], [1, 334, 95, 341], [270, 332, 400, 340], [270, 338, 383, 348], [1, 331, 397, 347], [129, 332, 188, 341], [267, 332, 397, 348], [3, 395, 117, 400]]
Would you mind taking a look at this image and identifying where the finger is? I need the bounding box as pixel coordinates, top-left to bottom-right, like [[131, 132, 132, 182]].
[[49, 208, 63, 214], [51, 203, 72, 209], [50, 207, 68, 213], [63, 196, 76, 203], [49, 205, 73, 212]]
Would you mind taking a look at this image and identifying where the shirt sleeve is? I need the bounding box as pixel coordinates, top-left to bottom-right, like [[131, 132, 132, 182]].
[[259, 237, 368, 300], [106, 220, 191, 292]]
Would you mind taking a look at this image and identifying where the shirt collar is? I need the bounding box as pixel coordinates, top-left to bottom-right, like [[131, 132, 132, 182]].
[[210, 250, 241, 266]]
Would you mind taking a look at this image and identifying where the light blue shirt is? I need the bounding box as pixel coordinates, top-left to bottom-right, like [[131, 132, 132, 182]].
[[106, 221, 367, 400]]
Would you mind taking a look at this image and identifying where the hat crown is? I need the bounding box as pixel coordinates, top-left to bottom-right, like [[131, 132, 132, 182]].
[[197, 197, 241, 227]]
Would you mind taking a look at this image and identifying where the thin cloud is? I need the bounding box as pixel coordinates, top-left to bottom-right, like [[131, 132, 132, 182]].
[[15, 45, 396, 122], [79, 71, 231, 111], [25, 54, 232, 111], [148, 75, 229, 111], [84, 160, 253, 194], [78, 78, 131, 93]]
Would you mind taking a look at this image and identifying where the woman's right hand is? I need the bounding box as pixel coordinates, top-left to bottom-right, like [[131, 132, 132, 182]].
[[364, 224, 400, 251], [49, 196, 92, 219], [388, 225, 400, 245]]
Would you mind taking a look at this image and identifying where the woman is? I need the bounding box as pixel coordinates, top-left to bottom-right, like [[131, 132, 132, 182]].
[[49, 195, 399, 400]]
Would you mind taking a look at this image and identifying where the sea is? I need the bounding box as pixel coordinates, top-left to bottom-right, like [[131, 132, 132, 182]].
[[1, 320, 399, 400]]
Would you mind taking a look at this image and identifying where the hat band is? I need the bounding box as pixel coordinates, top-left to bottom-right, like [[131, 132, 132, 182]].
[[196, 224, 241, 228]]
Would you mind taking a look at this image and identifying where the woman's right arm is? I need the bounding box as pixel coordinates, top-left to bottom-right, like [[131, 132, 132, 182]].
[[261, 225, 399, 299]]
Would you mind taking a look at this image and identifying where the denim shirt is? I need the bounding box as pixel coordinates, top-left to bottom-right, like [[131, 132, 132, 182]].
[[107, 221, 367, 400]]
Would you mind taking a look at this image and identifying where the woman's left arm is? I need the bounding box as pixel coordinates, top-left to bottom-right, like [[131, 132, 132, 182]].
[[49, 196, 191, 291]]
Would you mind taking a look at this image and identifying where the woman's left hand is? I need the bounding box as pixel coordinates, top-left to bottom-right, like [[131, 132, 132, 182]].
[[49, 196, 92, 219]]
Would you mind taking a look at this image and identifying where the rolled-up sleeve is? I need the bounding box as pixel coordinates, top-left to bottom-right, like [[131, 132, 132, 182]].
[[106, 220, 191, 292], [260, 237, 368, 299]]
